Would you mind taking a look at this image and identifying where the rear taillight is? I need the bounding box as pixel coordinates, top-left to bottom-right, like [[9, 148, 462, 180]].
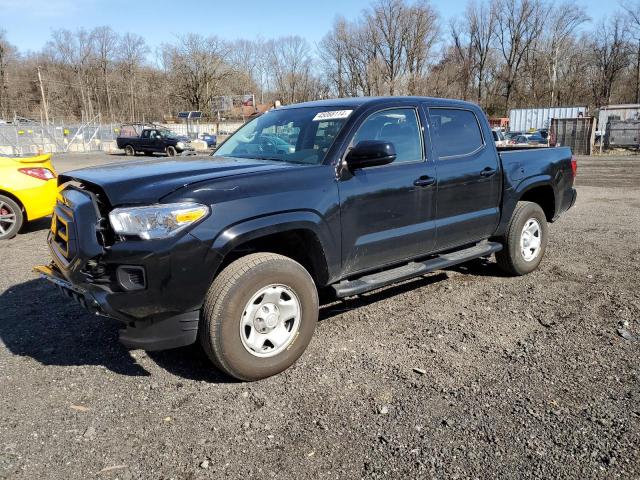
[[18, 167, 56, 181], [571, 156, 577, 178]]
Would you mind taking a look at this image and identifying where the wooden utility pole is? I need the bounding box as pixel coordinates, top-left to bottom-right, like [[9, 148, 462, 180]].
[[37, 67, 49, 125]]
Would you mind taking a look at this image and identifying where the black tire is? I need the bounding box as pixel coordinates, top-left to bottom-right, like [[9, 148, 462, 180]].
[[0, 195, 24, 240], [200, 253, 319, 381], [124, 145, 135, 156], [495, 201, 548, 276], [166, 146, 177, 157]]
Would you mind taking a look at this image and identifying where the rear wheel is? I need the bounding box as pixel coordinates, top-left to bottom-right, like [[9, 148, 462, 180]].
[[496, 201, 548, 275], [166, 146, 177, 157], [124, 145, 135, 156], [0, 195, 24, 240], [200, 253, 319, 381]]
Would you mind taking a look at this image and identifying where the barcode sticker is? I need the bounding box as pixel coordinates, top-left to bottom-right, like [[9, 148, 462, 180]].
[[312, 110, 353, 122]]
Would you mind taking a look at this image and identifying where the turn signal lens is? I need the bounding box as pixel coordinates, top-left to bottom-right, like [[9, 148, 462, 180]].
[[18, 167, 56, 180], [571, 156, 577, 178], [175, 209, 206, 223]]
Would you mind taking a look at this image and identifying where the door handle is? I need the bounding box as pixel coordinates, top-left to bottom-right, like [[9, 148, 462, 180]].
[[480, 167, 497, 177], [414, 176, 436, 187]]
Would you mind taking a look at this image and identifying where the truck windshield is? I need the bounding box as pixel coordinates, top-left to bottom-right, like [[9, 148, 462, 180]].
[[213, 107, 352, 164], [159, 130, 179, 139]]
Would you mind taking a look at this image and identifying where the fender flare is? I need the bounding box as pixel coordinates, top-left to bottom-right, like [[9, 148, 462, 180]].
[[211, 210, 339, 283], [496, 175, 556, 236]]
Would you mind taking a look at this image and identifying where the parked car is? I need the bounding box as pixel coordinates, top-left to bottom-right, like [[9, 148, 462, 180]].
[[199, 133, 217, 148], [536, 129, 549, 140], [504, 131, 522, 141], [36, 97, 577, 381], [0, 153, 57, 240], [526, 133, 547, 145], [492, 129, 507, 147], [509, 135, 530, 145], [116, 126, 194, 157]]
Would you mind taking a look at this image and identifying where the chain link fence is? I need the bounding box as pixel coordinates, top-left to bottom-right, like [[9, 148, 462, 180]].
[[0, 119, 244, 156]]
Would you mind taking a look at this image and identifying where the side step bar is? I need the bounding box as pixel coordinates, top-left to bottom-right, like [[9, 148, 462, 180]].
[[332, 242, 503, 298]]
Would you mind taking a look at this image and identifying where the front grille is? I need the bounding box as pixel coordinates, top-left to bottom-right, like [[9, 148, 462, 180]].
[[49, 183, 106, 264], [51, 194, 75, 260]]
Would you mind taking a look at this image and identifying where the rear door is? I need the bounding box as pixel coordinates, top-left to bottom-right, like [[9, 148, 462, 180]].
[[425, 106, 501, 249], [338, 103, 437, 275]]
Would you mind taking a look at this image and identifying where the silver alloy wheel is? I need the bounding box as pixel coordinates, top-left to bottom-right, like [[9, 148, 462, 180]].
[[240, 284, 302, 358], [520, 218, 542, 262], [0, 200, 17, 236]]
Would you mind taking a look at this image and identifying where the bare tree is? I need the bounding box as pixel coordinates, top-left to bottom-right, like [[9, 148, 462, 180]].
[[622, 1, 640, 102], [0, 30, 16, 119], [91, 26, 119, 121], [402, 0, 439, 94], [494, 0, 545, 111], [264, 36, 317, 103], [589, 16, 631, 107], [468, 0, 497, 104], [365, 0, 406, 95], [546, 2, 590, 106], [162, 34, 232, 112], [118, 33, 149, 121]]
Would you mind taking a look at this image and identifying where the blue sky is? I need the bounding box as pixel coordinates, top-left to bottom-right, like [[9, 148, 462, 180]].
[[0, 0, 621, 54]]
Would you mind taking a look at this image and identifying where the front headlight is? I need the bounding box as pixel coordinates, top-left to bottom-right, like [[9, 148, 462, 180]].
[[109, 202, 209, 240], [176, 141, 185, 149]]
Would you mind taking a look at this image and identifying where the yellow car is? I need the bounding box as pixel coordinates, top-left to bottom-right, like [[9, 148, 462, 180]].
[[0, 153, 57, 239]]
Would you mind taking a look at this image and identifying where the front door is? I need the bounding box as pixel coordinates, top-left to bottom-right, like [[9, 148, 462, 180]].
[[338, 106, 437, 276]]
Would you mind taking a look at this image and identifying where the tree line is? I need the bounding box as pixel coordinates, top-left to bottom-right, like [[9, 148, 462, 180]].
[[2, 0, 640, 122]]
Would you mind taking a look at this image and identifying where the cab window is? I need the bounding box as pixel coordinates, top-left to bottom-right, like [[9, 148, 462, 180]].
[[429, 108, 484, 158], [351, 108, 423, 163]]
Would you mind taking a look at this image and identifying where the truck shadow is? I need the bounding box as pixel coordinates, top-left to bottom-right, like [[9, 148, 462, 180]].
[[0, 278, 235, 383], [2, 267, 494, 383], [0, 278, 150, 377], [444, 258, 508, 277]]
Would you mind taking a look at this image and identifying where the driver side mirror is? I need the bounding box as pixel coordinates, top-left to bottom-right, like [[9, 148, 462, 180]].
[[345, 140, 396, 169]]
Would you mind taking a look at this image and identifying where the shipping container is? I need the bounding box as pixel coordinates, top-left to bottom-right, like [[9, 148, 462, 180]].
[[509, 106, 587, 132]]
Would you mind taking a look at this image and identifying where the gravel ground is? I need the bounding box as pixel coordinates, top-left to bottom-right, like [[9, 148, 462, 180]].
[[1, 153, 639, 479]]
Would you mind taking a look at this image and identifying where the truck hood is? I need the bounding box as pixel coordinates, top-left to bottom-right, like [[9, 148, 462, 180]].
[[60, 156, 294, 205]]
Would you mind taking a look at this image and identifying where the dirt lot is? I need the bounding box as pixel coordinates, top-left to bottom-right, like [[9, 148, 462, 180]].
[[1, 153, 638, 479]]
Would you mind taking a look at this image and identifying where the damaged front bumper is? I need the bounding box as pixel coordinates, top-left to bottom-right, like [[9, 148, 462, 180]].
[[34, 263, 200, 351]]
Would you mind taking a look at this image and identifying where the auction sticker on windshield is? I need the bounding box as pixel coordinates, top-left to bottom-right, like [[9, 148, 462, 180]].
[[312, 110, 353, 122]]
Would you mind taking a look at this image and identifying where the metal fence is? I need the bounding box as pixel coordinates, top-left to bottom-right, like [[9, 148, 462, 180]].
[[549, 117, 596, 155], [0, 119, 244, 155]]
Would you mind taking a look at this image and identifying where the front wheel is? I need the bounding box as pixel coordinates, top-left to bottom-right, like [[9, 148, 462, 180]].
[[496, 201, 548, 276], [166, 146, 177, 157], [0, 195, 24, 240], [200, 253, 319, 381]]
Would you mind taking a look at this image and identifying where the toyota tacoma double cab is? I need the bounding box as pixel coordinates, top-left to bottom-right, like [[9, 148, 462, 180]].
[[36, 97, 577, 381]]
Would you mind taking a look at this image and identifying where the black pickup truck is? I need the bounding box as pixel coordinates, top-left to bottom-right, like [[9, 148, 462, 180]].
[[36, 97, 577, 381], [116, 125, 194, 157]]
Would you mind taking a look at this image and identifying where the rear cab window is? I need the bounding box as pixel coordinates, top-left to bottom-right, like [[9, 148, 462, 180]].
[[428, 108, 485, 159]]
